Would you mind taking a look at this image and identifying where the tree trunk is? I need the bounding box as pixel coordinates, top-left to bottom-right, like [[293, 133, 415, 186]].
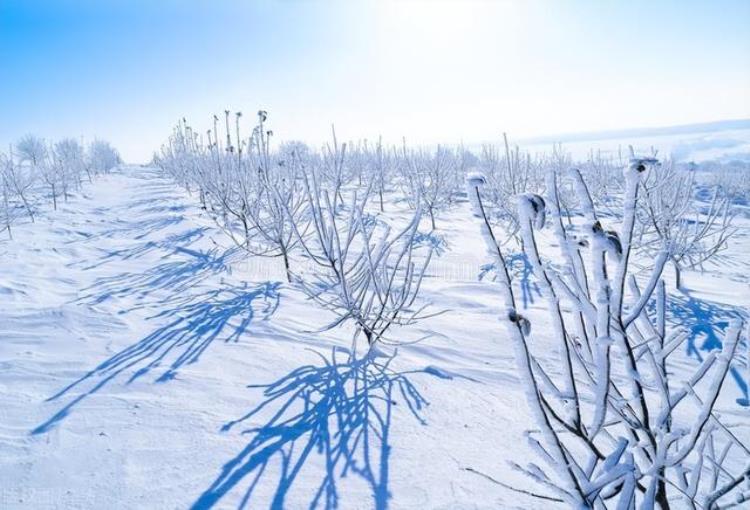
[[656, 477, 670, 510], [672, 257, 682, 289], [363, 328, 373, 346], [14, 186, 34, 222], [282, 249, 292, 283]]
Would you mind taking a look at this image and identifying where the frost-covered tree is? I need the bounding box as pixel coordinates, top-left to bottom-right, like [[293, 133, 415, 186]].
[[370, 137, 392, 213], [705, 160, 750, 203], [477, 134, 544, 246], [239, 111, 308, 282], [0, 152, 21, 239], [87, 139, 121, 176], [53, 138, 86, 202], [15, 134, 47, 167], [1, 146, 35, 222], [317, 126, 350, 214], [289, 138, 434, 349], [36, 150, 60, 210], [401, 144, 459, 230], [156, 111, 308, 282], [467, 158, 748, 508], [0, 133, 119, 230], [636, 160, 735, 288]]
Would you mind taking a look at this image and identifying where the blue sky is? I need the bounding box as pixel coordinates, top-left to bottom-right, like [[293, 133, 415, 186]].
[[1, 0, 749, 161]]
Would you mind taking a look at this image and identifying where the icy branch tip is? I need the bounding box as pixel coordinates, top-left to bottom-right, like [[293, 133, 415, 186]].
[[518, 193, 547, 229], [465, 172, 486, 187]]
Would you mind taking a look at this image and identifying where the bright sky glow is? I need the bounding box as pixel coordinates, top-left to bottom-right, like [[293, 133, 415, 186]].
[[1, 0, 749, 161]]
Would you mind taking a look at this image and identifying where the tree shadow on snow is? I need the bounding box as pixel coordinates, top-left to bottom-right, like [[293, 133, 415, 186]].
[[192, 348, 446, 510], [665, 289, 749, 406], [78, 245, 241, 309], [32, 281, 281, 435]]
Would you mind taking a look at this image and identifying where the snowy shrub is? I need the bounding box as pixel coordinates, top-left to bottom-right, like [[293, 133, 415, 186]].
[[468, 159, 749, 508]]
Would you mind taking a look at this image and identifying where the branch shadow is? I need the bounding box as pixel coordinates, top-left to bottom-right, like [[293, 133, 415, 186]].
[[32, 281, 282, 435], [666, 290, 748, 406], [74, 226, 209, 271], [88, 214, 186, 242], [411, 231, 448, 256], [479, 253, 541, 308], [193, 348, 445, 510]]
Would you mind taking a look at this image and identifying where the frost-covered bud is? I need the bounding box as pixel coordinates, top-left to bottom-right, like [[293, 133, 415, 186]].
[[567, 233, 589, 250], [630, 160, 646, 173], [562, 399, 577, 422], [465, 172, 487, 218], [624, 156, 660, 181], [258, 110, 268, 122], [590, 221, 622, 260], [465, 172, 486, 188], [605, 230, 622, 260], [518, 193, 546, 229], [508, 309, 531, 335]]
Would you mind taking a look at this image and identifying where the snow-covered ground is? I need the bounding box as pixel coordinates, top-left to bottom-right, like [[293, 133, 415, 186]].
[[1, 166, 748, 509]]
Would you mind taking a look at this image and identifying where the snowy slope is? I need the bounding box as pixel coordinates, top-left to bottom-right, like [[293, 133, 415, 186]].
[[1, 166, 748, 509]]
